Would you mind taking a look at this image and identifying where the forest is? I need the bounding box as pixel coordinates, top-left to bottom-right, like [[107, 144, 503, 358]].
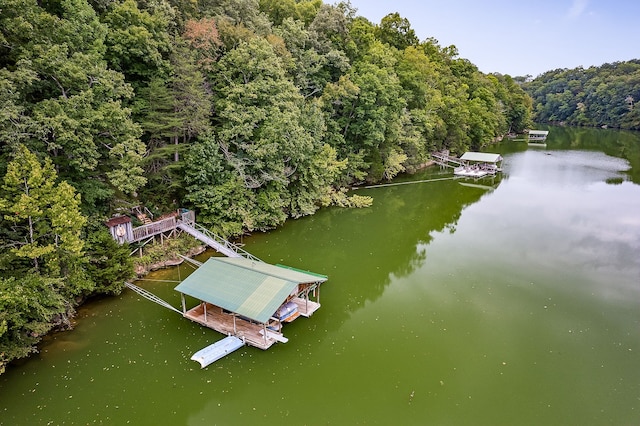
[[0, 0, 533, 373], [524, 60, 640, 129]]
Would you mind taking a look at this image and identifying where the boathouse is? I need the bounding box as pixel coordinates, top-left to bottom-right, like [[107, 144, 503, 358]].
[[528, 130, 549, 144], [174, 257, 328, 350], [454, 152, 503, 178]]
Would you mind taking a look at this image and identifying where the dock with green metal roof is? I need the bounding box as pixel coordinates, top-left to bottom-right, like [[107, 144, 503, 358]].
[[175, 257, 328, 350]]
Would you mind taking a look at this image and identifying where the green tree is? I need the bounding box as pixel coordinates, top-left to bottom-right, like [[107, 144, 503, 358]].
[[0, 145, 86, 274], [0, 67, 37, 151], [0, 275, 67, 374], [198, 0, 271, 35], [212, 37, 312, 192], [375, 12, 418, 51], [285, 100, 347, 217], [324, 40, 406, 182], [85, 227, 133, 295], [395, 46, 446, 165], [102, 0, 173, 86], [138, 37, 212, 206], [184, 133, 252, 237]]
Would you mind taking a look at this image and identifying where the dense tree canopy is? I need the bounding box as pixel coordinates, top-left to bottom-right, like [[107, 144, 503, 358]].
[[0, 0, 533, 373], [524, 60, 640, 130]]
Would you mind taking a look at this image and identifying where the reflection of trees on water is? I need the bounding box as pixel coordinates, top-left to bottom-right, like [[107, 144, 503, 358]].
[[543, 125, 640, 183], [250, 168, 501, 332]]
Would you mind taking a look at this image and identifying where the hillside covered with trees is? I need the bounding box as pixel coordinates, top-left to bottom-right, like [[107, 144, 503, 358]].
[[524, 60, 640, 130], [0, 0, 532, 373]]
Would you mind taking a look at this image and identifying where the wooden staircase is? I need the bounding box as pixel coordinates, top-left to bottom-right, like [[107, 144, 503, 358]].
[[133, 206, 154, 225], [136, 213, 152, 225]]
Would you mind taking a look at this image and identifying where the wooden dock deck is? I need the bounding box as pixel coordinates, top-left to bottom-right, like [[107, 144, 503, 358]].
[[184, 296, 320, 350], [184, 303, 281, 350], [291, 297, 321, 317], [454, 166, 493, 178]]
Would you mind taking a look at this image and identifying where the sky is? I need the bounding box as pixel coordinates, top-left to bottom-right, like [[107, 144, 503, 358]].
[[345, 0, 640, 77]]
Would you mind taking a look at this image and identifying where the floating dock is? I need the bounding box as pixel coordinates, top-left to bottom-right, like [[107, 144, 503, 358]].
[[175, 257, 327, 350], [191, 336, 245, 368], [453, 166, 492, 178], [120, 209, 328, 363], [452, 152, 502, 178]]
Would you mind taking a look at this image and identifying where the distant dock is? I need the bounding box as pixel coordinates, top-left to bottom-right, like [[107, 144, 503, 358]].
[[432, 151, 503, 178], [528, 130, 549, 144]]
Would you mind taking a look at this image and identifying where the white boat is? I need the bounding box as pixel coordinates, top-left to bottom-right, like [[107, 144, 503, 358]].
[[190, 335, 244, 368]]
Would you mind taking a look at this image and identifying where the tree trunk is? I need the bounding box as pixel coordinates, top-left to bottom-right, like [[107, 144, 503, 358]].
[[174, 135, 179, 162]]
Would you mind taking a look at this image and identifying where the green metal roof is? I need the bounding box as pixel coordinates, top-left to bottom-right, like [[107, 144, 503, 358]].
[[174, 258, 327, 323], [459, 152, 503, 163]]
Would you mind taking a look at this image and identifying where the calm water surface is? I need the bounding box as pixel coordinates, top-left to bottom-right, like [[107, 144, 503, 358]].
[[1, 126, 639, 425]]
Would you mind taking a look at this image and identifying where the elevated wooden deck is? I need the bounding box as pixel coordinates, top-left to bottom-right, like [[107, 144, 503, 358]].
[[132, 215, 178, 242], [184, 296, 319, 350], [109, 209, 262, 261], [184, 303, 281, 350], [291, 297, 321, 317]]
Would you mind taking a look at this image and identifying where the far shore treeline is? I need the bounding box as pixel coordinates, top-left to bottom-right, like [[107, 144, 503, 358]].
[[0, 0, 635, 374], [523, 60, 640, 130]]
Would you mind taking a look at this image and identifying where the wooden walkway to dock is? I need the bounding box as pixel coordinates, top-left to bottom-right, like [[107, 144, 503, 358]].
[[108, 209, 261, 261], [431, 151, 465, 168], [176, 221, 261, 261]]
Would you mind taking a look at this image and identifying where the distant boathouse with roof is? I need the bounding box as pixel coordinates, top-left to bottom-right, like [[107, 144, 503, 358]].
[[431, 151, 503, 178]]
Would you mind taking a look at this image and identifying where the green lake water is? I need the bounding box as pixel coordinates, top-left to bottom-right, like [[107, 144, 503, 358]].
[[1, 126, 639, 425]]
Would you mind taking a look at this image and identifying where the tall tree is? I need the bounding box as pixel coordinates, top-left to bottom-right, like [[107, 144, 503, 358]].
[[138, 37, 212, 205], [102, 0, 173, 87], [375, 12, 418, 51], [0, 145, 86, 277]]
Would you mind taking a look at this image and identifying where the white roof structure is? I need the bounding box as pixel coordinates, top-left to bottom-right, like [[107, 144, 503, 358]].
[[528, 130, 549, 136], [459, 152, 503, 163]]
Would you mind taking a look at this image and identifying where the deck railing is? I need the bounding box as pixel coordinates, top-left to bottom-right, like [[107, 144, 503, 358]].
[[180, 221, 262, 262], [131, 216, 177, 242], [431, 151, 465, 168], [125, 209, 261, 262], [179, 209, 195, 226]]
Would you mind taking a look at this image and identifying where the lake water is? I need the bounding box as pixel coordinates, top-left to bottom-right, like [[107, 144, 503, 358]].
[[1, 126, 639, 425]]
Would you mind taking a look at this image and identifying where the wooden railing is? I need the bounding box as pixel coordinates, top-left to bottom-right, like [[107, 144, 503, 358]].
[[178, 221, 262, 262], [431, 151, 465, 168], [179, 209, 195, 226], [131, 216, 177, 242]]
